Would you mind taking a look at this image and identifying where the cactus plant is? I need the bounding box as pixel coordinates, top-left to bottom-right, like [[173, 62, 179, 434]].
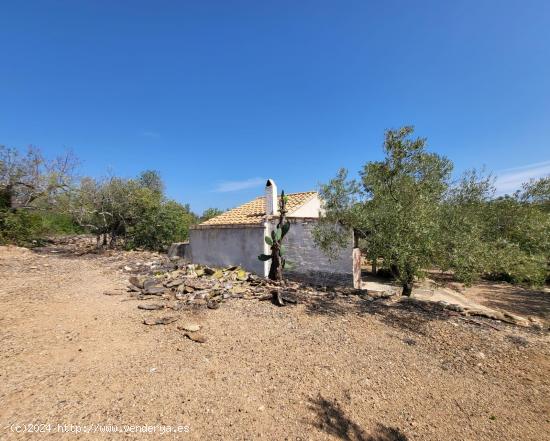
[[258, 190, 290, 283]]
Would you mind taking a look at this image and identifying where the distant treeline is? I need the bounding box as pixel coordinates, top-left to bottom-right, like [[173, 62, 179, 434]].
[[0, 145, 222, 250]]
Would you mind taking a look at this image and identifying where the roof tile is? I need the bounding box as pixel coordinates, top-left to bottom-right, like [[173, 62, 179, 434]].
[[198, 191, 316, 226]]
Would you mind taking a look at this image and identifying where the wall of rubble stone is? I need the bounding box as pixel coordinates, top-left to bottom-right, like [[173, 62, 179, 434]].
[[189, 226, 266, 275], [268, 218, 353, 286]]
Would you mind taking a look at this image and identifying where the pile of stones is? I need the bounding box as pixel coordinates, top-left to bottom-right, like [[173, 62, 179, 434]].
[[128, 264, 273, 311]]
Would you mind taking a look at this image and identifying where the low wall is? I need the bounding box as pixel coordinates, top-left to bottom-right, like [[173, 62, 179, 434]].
[[167, 242, 190, 259], [189, 226, 266, 275]]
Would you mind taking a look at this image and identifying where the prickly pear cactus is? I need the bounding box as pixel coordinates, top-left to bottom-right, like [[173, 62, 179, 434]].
[[258, 190, 290, 282]]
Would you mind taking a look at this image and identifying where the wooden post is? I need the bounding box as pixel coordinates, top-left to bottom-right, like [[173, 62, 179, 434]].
[[353, 248, 361, 289]]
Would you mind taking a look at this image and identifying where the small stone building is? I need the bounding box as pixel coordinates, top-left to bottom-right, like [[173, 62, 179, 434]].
[[188, 179, 354, 286]]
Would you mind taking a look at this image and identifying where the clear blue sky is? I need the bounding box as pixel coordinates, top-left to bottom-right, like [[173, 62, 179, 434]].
[[1, 0, 549, 213]]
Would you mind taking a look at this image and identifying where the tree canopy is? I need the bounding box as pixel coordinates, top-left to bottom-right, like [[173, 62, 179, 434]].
[[314, 127, 550, 294], [0, 145, 211, 250]]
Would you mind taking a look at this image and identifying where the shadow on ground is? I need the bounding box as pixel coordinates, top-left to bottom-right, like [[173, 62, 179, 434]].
[[468, 282, 550, 322], [309, 397, 408, 441], [302, 292, 452, 337]]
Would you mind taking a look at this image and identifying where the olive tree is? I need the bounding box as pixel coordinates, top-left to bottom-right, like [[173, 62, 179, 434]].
[[0, 145, 77, 211], [314, 126, 452, 296], [70, 172, 197, 250]]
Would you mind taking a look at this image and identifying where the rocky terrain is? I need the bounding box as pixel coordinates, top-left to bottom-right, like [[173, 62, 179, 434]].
[[1, 241, 549, 440]]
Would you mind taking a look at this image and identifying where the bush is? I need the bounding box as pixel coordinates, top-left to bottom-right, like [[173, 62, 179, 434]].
[[71, 172, 198, 251], [40, 211, 83, 235], [126, 194, 196, 251], [0, 209, 83, 246], [0, 210, 44, 245]]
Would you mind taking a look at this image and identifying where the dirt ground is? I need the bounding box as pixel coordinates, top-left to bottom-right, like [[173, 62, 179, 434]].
[[1, 245, 549, 440]]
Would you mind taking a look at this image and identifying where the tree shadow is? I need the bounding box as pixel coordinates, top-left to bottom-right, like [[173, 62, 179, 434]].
[[466, 281, 550, 322], [359, 299, 452, 337], [301, 292, 358, 316], [302, 291, 452, 337], [309, 396, 408, 441]]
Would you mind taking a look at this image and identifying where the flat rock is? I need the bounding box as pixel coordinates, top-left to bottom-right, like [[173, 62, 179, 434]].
[[143, 286, 166, 295], [138, 304, 164, 310], [368, 289, 396, 299], [178, 323, 201, 332], [129, 276, 145, 289], [143, 316, 178, 325], [165, 278, 185, 288], [143, 278, 160, 290], [194, 290, 210, 300], [185, 279, 211, 290], [184, 332, 207, 343]]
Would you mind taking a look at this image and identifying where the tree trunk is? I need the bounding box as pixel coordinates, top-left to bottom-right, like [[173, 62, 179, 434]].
[[268, 244, 283, 282], [402, 281, 413, 296], [0, 185, 13, 209], [353, 248, 362, 289], [390, 263, 400, 278], [110, 233, 117, 248]]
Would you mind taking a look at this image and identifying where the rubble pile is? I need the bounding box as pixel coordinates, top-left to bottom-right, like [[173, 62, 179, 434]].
[[126, 263, 302, 314]]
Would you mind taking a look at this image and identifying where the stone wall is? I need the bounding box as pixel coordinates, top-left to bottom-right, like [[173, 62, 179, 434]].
[[268, 218, 353, 286]]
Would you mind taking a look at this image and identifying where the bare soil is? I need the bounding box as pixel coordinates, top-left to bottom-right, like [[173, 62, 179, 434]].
[[1, 245, 549, 440]]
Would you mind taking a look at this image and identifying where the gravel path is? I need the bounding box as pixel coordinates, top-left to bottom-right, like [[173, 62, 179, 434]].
[[1, 246, 549, 440]]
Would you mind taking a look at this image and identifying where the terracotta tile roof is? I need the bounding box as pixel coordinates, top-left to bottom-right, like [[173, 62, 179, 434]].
[[198, 191, 317, 227]]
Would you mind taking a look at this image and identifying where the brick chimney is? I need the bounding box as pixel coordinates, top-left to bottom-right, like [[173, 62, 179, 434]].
[[265, 179, 278, 216]]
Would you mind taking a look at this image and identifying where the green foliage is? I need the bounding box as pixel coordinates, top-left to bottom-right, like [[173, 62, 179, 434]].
[[281, 221, 290, 237], [0, 144, 79, 245], [0, 145, 200, 250], [438, 172, 550, 285], [138, 170, 164, 194], [258, 190, 291, 281], [313, 169, 363, 258], [314, 126, 550, 293], [127, 194, 196, 250], [200, 207, 224, 222], [520, 176, 550, 212], [0, 210, 43, 245], [315, 126, 452, 294], [0, 144, 77, 210], [71, 173, 198, 251], [40, 211, 83, 235]]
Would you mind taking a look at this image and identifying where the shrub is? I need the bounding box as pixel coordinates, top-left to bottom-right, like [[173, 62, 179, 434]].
[[0, 210, 43, 245]]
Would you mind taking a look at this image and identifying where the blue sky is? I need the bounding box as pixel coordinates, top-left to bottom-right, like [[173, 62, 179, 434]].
[[1, 1, 549, 213]]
